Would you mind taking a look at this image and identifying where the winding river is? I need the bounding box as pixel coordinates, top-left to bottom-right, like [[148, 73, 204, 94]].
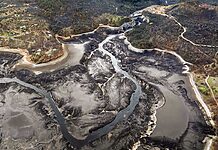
[[0, 35, 144, 148], [0, 4, 215, 150]]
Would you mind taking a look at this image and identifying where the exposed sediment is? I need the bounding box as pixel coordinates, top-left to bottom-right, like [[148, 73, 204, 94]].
[[0, 2, 217, 150]]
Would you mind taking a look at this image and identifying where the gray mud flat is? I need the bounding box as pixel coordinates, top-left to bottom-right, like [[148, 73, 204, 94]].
[[0, 3, 215, 150]]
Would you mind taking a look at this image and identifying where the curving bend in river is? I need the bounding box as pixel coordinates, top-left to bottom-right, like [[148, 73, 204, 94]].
[[0, 3, 216, 150]]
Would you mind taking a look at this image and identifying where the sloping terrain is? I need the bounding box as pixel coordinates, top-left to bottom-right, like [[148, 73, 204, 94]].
[[0, 0, 217, 150]]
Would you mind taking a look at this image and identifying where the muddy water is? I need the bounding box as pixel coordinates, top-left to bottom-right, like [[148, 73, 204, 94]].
[[0, 77, 84, 147], [0, 5, 214, 150], [0, 32, 145, 148], [84, 34, 144, 143], [13, 43, 87, 74], [150, 82, 189, 139]]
